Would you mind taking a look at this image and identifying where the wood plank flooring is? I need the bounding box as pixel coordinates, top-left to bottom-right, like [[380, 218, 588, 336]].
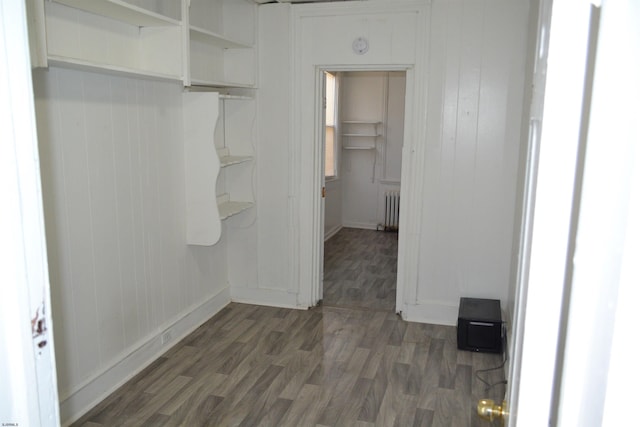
[[73, 303, 505, 426], [323, 228, 398, 311], [74, 228, 505, 426]]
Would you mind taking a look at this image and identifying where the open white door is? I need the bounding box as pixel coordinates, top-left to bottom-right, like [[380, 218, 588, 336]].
[[504, 0, 640, 425], [0, 1, 60, 425], [504, 0, 595, 423], [318, 70, 328, 303]]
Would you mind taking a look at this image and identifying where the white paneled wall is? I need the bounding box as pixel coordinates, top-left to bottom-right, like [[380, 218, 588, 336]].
[[259, 0, 530, 323], [254, 4, 298, 303], [33, 67, 230, 423], [417, 0, 529, 320]]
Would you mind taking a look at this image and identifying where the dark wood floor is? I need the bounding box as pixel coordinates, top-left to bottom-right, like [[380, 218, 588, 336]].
[[74, 228, 505, 426]]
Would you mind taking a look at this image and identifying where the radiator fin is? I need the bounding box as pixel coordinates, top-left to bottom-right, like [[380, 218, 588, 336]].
[[384, 190, 400, 232]]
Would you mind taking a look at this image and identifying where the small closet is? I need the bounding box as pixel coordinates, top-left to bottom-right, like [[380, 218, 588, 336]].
[[324, 71, 406, 237]]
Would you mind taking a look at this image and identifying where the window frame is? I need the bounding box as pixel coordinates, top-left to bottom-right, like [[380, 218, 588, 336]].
[[324, 71, 338, 180]]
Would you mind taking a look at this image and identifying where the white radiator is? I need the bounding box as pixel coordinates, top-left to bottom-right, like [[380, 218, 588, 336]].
[[384, 190, 400, 231]]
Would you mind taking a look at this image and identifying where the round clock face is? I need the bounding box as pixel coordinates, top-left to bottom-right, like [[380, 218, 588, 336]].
[[352, 37, 369, 55]]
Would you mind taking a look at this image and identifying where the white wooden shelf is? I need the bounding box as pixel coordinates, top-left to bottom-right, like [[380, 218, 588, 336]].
[[220, 155, 253, 167], [183, 88, 255, 100], [189, 26, 252, 49], [343, 146, 376, 150], [189, 78, 255, 89], [183, 91, 255, 244], [342, 120, 382, 124], [217, 148, 252, 167], [219, 94, 254, 100], [52, 0, 180, 27], [341, 121, 380, 182], [35, 0, 183, 81], [183, 92, 221, 246], [186, 0, 256, 89], [217, 195, 254, 220], [47, 55, 181, 81], [31, 0, 256, 89]]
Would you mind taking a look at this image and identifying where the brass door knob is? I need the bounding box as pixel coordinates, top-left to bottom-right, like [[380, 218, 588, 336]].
[[477, 399, 507, 424]]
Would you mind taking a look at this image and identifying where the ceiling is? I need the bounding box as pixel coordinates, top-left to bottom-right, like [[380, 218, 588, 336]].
[[254, 0, 355, 4]]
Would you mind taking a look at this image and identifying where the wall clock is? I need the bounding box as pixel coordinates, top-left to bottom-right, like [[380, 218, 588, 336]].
[[352, 37, 369, 55]]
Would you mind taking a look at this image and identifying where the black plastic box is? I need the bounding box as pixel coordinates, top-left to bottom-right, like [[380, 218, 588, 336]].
[[457, 297, 502, 353]]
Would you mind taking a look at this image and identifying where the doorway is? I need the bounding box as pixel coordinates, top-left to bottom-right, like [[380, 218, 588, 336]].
[[321, 70, 407, 311]]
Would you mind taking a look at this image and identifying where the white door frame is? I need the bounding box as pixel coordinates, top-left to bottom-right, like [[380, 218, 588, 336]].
[[0, 0, 60, 425], [318, 70, 327, 303], [506, 0, 640, 424], [309, 64, 415, 310], [506, 0, 595, 423], [547, 0, 640, 424], [290, 3, 430, 312]]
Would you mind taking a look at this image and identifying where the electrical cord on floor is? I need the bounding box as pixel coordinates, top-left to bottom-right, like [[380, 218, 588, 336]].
[[475, 358, 508, 392], [474, 326, 509, 392]]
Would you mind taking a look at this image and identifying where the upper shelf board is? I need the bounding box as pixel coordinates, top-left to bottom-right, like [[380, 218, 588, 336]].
[[343, 145, 376, 150], [219, 94, 254, 100], [53, 0, 180, 27], [217, 200, 254, 220], [47, 55, 181, 81], [189, 26, 253, 49], [220, 155, 253, 167], [189, 77, 255, 89], [342, 120, 382, 124]]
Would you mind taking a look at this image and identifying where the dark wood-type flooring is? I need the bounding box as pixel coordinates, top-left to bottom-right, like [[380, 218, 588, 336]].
[[323, 228, 398, 311], [74, 229, 505, 426]]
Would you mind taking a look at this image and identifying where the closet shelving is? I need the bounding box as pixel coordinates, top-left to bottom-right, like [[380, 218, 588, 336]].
[[343, 146, 376, 150], [189, 26, 252, 49], [216, 195, 253, 221], [342, 121, 382, 150], [183, 89, 256, 246], [341, 120, 383, 182], [29, 1, 258, 245], [217, 147, 253, 168], [32, 0, 183, 81], [215, 93, 256, 221], [185, 0, 256, 88], [50, 0, 179, 26], [28, 0, 257, 88]]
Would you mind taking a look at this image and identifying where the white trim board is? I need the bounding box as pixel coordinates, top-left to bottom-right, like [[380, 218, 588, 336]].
[[401, 301, 459, 326], [341, 222, 378, 231], [231, 287, 302, 309], [59, 288, 231, 426], [324, 224, 343, 241]]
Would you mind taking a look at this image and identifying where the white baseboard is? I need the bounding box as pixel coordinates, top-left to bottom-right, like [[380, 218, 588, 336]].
[[401, 300, 459, 326], [324, 224, 343, 241], [342, 221, 378, 230], [59, 287, 231, 426], [230, 287, 301, 309]]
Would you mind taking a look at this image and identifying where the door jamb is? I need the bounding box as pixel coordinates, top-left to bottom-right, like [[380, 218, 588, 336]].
[[310, 64, 414, 311]]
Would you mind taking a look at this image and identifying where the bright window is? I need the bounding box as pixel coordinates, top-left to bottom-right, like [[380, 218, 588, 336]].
[[325, 72, 337, 178]]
